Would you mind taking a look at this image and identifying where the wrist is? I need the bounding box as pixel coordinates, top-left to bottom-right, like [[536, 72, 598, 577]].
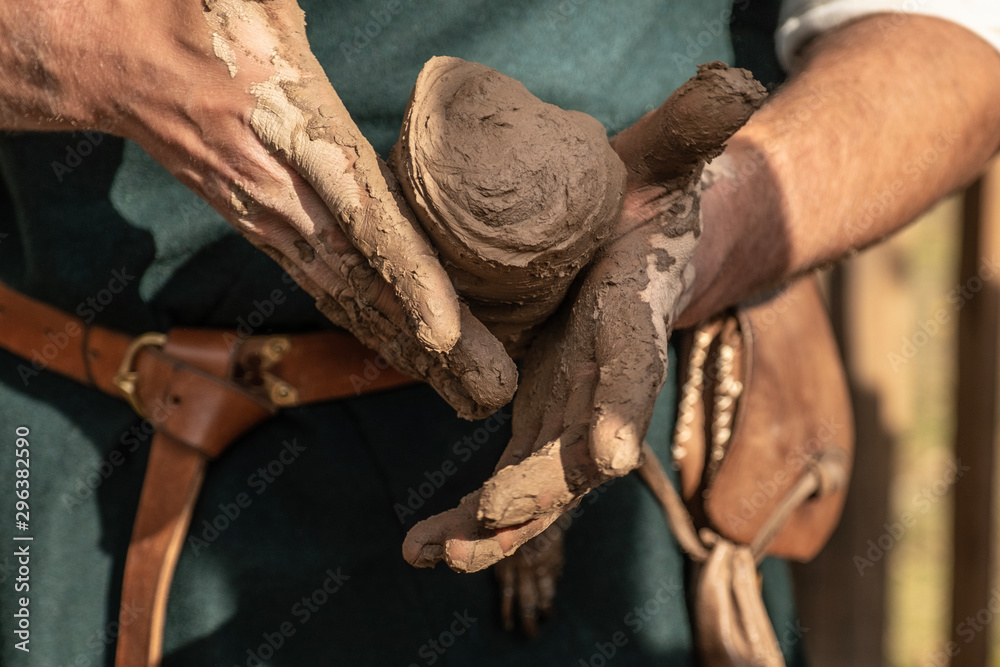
[[675, 133, 786, 328]]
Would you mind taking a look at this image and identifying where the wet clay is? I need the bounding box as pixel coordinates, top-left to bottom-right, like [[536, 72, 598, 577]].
[[391, 57, 627, 351]]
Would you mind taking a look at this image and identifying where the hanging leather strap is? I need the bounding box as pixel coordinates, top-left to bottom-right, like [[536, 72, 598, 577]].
[[116, 434, 207, 666], [638, 442, 848, 667]]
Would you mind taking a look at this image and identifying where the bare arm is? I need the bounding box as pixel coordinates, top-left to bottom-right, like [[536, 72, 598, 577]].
[[679, 13, 1000, 326]]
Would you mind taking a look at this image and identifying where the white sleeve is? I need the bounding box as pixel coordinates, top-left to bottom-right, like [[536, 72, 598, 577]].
[[776, 0, 1000, 70]]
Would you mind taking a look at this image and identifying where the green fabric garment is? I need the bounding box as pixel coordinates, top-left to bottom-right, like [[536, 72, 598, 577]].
[[0, 2, 805, 665]]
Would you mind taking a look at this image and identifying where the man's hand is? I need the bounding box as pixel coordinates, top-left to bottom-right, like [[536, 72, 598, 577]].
[[0, 0, 515, 418], [402, 65, 765, 572]]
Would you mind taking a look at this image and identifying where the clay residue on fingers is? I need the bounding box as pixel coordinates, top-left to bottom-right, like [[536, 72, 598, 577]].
[[249, 72, 465, 355], [478, 439, 597, 528], [403, 491, 565, 573], [612, 61, 766, 187]]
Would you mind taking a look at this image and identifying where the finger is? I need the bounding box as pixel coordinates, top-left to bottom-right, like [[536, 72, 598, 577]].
[[251, 221, 514, 417], [522, 523, 563, 619], [492, 320, 569, 472], [480, 293, 604, 526], [478, 434, 599, 529], [442, 305, 519, 418], [402, 491, 564, 573], [496, 287, 602, 471], [208, 0, 464, 352], [611, 63, 766, 186], [587, 234, 692, 476], [249, 74, 463, 353], [262, 236, 514, 418], [588, 297, 665, 476], [495, 559, 517, 632], [536, 566, 558, 617], [516, 561, 540, 637]]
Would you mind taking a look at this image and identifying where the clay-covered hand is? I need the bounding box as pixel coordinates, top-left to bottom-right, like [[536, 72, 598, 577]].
[[402, 64, 766, 571], [0, 0, 514, 419]]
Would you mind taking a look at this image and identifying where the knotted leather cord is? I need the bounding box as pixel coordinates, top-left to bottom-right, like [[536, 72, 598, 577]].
[[638, 441, 826, 565]]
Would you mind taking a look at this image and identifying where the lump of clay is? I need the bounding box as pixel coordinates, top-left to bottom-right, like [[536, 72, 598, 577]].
[[391, 56, 627, 351]]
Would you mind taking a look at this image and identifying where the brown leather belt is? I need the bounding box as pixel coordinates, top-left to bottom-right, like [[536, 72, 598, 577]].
[[0, 281, 416, 667]]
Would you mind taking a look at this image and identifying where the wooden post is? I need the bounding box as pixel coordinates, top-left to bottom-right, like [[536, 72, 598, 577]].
[[950, 160, 1000, 667], [792, 248, 914, 666]]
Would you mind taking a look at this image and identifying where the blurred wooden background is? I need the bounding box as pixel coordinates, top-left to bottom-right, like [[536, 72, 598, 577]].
[[794, 159, 1000, 666]]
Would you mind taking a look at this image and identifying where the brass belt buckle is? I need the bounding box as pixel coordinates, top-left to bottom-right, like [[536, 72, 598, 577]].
[[113, 332, 168, 418]]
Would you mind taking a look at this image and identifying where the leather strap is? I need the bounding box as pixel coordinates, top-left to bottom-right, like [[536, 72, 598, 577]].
[[116, 433, 207, 667], [0, 281, 418, 667], [0, 282, 416, 408], [638, 441, 846, 667]]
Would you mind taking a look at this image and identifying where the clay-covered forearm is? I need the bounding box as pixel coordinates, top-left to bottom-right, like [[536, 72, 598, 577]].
[[678, 13, 1000, 327]]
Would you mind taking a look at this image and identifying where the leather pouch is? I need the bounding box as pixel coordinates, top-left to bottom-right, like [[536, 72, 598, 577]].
[[672, 275, 854, 560], [642, 275, 854, 666]]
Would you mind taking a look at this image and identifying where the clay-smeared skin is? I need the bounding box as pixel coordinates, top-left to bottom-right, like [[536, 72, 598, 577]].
[[392, 57, 627, 351], [403, 63, 766, 573], [204, 1, 516, 420]]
